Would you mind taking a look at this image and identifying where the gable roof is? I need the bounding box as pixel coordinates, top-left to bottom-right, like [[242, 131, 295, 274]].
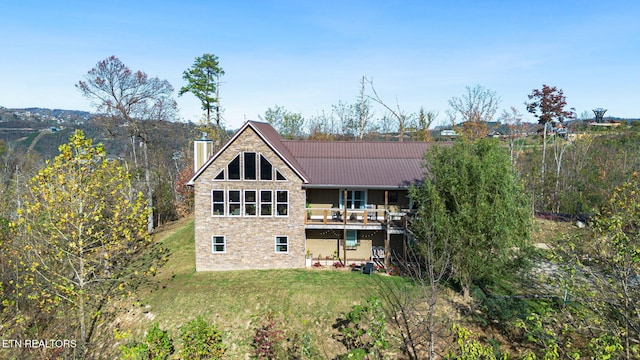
[[188, 120, 436, 188], [187, 121, 309, 185]]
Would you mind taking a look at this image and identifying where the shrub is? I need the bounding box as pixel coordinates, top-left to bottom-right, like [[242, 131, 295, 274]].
[[252, 313, 285, 359], [179, 316, 225, 359]]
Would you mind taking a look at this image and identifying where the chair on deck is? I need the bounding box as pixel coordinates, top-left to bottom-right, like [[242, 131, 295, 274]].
[[361, 262, 375, 275]]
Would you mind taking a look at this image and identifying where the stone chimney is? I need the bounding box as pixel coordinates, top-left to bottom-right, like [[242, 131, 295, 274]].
[[194, 132, 214, 172]]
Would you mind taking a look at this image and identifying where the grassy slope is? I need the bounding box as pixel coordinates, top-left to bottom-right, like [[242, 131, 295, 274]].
[[117, 216, 579, 358], [125, 215, 403, 358]]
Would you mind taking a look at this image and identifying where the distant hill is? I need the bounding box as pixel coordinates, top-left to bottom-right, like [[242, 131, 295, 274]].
[[0, 106, 95, 124]]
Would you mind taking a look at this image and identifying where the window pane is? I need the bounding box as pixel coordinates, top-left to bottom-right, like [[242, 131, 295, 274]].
[[277, 204, 288, 216], [213, 236, 225, 253], [229, 191, 240, 202], [228, 155, 240, 179], [276, 191, 288, 203], [212, 191, 224, 202], [245, 190, 256, 203], [276, 170, 286, 181], [260, 155, 273, 180], [346, 230, 357, 246], [214, 170, 224, 180], [261, 190, 272, 203], [261, 204, 272, 216], [244, 152, 256, 180]]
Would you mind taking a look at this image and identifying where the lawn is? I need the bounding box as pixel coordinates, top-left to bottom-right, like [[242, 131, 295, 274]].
[[123, 216, 405, 358]]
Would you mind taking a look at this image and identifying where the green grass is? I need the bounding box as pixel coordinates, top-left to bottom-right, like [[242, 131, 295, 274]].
[[125, 217, 403, 358]]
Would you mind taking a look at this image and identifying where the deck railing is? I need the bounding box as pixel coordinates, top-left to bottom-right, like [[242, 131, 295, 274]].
[[304, 207, 413, 227]]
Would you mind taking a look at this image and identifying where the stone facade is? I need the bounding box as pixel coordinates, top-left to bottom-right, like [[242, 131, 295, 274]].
[[193, 126, 306, 271]]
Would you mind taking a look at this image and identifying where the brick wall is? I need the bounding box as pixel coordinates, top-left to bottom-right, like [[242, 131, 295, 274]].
[[193, 127, 306, 271]]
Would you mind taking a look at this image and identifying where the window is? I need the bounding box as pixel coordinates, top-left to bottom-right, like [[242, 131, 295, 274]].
[[212, 236, 226, 253], [260, 190, 273, 216], [275, 236, 288, 253], [388, 191, 398, 204], [276, 170, 287, 181], [276, 191, 288, 216], [244, 152, 257, 180], [346, 230, 358, 247], [260, 155, 273, 180], [228, 190, 241, 216], [212, 190, 224, 216], [244, 190, 257, 216], [214, 169, 225, 180], [228, 155, 240, 180], [340, 190, 367, 209]]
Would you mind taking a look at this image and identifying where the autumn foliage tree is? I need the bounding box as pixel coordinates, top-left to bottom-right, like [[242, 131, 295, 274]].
[[14, 130, 151, 358]]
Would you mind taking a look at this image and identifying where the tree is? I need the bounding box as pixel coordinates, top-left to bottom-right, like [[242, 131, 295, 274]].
[[77, 55, 177, 232], [179, 53, 225, 128], [525, 85, 575, 210], [558, 174, 640, 358], [367, 78, 414, 141], [447, 85, 500, 140], [259, 105, 305, 139], [413, 139, 532, 299], [15, 130, 152, 357], [500, 106, 525, 167], [412, 107, 437, 142]]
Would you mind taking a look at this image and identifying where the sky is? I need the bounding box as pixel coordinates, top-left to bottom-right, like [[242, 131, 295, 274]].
[[1, 0, 639, 129]]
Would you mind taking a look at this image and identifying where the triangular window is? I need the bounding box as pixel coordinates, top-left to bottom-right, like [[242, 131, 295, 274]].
[[214, 169, 224, 180], [228, 155, 240, 180], [260, 155, 273, 180], [276, 170, 287, 181]]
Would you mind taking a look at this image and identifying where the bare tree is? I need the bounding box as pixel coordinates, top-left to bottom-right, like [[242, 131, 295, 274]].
[[447, 85, 500, 139], [500, 106, 526, 167], [77, 56, 177, 232], [355, 76, 375, 140], [367, 78, 413, 141]]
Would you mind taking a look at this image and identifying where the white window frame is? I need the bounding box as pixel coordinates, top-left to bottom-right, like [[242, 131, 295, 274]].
[[243, 152, 257, 181], [275, 235, 289, 253], [212, 235, 226, 253], [260, 190, 273, 217], [244, 189, 257, 216], [228, 190, 241, 216], [259, 154, 273, 181], [212, 190, 225, 216], [227, 154, 241, 181], [276, 190, 289, 217]]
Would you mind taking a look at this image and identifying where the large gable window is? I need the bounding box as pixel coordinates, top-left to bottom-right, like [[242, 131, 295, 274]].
[[228, 155, 241, 180], [244, 152, 257, 180], [260, 155, 273, 180]]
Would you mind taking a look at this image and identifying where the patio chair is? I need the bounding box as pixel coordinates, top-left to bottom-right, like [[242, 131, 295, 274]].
[[361, 262, 375, 275]]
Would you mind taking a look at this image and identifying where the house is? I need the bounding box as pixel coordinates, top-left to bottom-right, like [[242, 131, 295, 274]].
[[187, 121, 435, 271]]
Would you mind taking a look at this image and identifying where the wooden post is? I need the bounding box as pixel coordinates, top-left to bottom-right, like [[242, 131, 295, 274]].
[[343, 189, 348, 266], [384, 190, 391, 270]]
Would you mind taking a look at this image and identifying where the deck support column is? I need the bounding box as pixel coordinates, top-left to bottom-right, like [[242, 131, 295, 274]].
[[384, 190, 391, 270], [343, 189, 348, 266]]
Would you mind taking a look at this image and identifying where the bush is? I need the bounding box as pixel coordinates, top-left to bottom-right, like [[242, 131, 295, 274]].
[[179, 316, 225, 359]]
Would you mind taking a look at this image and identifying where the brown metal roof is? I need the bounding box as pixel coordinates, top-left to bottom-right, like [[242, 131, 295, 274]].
[[282, 140, 433, 188]]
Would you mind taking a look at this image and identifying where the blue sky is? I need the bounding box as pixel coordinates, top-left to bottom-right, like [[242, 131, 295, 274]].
[[1, 0, 639, 129]]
